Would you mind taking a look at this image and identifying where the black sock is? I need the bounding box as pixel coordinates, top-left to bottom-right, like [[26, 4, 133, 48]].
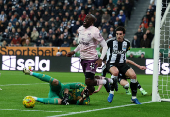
[[130, 82, 138, 96], [137, 81, 141, 89]]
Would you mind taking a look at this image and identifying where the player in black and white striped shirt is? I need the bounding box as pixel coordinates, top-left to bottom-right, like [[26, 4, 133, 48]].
[[106, 26, 141, 104]]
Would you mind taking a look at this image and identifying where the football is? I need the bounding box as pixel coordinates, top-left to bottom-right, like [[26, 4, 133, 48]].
[[23, 96, 35, 108]]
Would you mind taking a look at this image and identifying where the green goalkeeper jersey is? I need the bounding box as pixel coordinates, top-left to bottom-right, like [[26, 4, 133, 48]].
[[67, 83, 90, 105]]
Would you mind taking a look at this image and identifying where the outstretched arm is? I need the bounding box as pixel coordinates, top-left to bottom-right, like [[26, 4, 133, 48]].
[[66, 45, 80, 57], [126, 59, 146, 70], [94, 85, 103, 93]]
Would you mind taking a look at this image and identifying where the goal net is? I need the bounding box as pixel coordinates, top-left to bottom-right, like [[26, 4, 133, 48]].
[[152, 0, 170, 102]]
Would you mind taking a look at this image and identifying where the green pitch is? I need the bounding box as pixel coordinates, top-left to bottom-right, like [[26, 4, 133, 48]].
[[0, 71, 169, 117]]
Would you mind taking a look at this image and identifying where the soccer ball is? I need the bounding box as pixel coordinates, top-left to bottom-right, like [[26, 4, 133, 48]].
[[23, 96, 35, 108]]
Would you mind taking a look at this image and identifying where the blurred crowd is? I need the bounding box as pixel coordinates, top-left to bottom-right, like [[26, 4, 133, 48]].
[[131, 2, 156, 48], [0, 0, 137, 47]]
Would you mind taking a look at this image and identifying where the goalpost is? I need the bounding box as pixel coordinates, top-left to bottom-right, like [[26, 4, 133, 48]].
[[152, 0, 170, 102]]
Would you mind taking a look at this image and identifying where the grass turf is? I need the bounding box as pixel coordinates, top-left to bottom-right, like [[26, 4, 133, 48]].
[[0, 71, 169, 117]]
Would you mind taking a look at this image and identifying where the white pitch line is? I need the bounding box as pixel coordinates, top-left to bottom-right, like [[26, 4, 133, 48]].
[[47, 101, 153, 117], [0, 109, 63, 113]]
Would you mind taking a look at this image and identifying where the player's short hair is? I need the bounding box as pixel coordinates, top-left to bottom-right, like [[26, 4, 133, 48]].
[[89, 14, 96, 24], [116, 26, 126, 34]]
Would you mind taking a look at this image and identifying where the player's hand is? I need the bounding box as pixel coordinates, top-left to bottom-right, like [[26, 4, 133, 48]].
[[95, 59, 102, 67], [139, 66, 146, 70], [82, 88, 89, 99], [94, 90, 99, 93], [66, 51, 75, 57], [61, 93, 69, 105]]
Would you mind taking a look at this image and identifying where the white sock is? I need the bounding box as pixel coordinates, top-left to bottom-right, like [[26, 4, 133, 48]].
[[108, 78, 113, 84], [132, 96, 137, 99], [32, 96, 37, 100], [140, 88, 143, 91], [109, 91, 114, 94], [30, 72, 33, 75]]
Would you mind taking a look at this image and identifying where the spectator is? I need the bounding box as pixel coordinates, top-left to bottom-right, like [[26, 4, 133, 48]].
[[31, 28, 39, 43], [1, 40, 7, 47], [0, 23, 5, 35], [115, 17, 124, 26], [70, 40, 78, 47], [11, 33, 21, 46], [138, 53, 145, 59], [36, 34, 43, 46], [26, 27, 31, 38], [0, 11, 6, 22], [36, 22, 42, 32], [140, 23, 146, 34], [21, 33, 31, 46], [39, 39, 47, 47], [2, 29, 9, 42], [117, 10, 126, 25], [44, 21, 50, 32], [21, 11, 27, 21], [21, 21, 27, 34], [15, 21, 20, 31], [79, 10, 86, 22], [107, 0, 115, 10], [89, 5, 97, 15], [7, 22, 13, 32], [42, 10, 50, 21], [140, 34, 150, 48], [61, 40, 69, 47], [134, 28, 143, 41], [128, 53, 134, 58], [101, 28, 108, 40], [132, 35, 140, 48], [98, 6, 104, 15], [16, 28, 23, 37], [23, 39, 32, 47], [72, 21, 80, 36], [145, 29, 154, 45], [109, 12, 116, 25], [57, 34, 64, 47], [49, 34, 57, 47], [140, 17, 149, 29], [102, 11, 110, 22], [147, 22, 155, 34], [9, 28, 16, 38], [125, 0, 132, 20], [102, 22, 111, 33], [39, 27, 47, 40], [108, 27, 116, 37]]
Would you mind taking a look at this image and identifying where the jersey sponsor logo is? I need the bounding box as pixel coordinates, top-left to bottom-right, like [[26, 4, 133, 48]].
[[123, 45, 127, 49], [112, 50, 126, 54], [114, 45, 117, 48], [79, 41, 90, 46]]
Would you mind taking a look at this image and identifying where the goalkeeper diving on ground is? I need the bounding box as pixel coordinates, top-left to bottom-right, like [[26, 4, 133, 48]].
[[23, 68, 94, 105]]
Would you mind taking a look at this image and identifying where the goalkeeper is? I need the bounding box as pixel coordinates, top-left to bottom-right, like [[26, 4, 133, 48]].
[[23, 68, 93, 105]]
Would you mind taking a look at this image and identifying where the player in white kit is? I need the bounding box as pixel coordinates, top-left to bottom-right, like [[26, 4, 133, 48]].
[[67, 14, 110, 95]]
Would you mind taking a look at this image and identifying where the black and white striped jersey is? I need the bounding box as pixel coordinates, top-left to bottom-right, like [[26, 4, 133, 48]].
[[106, 37, 130, 63]]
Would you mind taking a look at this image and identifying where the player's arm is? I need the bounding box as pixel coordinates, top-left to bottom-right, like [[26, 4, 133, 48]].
[[126, 59, 146, 70], [76, 97, 90, 105], [93, 28, 108, 67], [61, 88, 69, 105], [66, 44, 80, 57], [94, 85, 103, 93]]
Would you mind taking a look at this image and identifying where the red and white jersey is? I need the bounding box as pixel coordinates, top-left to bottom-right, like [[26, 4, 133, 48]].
[[77, 26, 104, 60]]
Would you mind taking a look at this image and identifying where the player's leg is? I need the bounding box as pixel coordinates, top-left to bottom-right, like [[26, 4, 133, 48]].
[[119, 79, 131, 95], [32, 96, 62, 105], [95, 76, 113, 92], [107, 65, 119, 103], [125, 68, 141, 104], [81, 59, 109, 93], [137, 81, 147, 95], [23, 68, 61, 86]]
